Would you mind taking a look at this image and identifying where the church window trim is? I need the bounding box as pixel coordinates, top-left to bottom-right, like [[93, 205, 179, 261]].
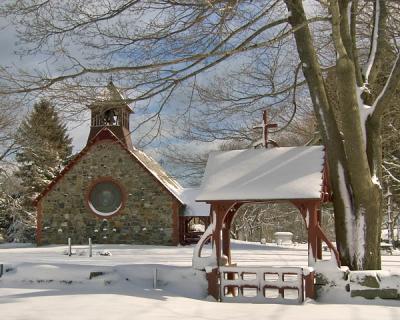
[[86, 177, 126, 218]]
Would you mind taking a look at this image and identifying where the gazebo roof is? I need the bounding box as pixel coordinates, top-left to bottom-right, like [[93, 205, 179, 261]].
[[196, 146, 325, 202]]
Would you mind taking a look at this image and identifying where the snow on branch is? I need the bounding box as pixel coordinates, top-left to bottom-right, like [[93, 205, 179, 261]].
[[356, 85, 372, 146], [372, 53, 400, 116], [383, 165, 400, 184], [383, 160, 400, 169], [363, 0, 380, 83], [346, 1, 352, 34], [358, 51, 400, 142]]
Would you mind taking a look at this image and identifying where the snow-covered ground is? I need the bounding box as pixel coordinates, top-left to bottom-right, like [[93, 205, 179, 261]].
[[1, 241, 400, 319], [1, 240, 399, 269]]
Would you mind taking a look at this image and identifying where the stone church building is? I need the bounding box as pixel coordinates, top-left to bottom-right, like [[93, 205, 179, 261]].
[[34, 82, 209, 246]]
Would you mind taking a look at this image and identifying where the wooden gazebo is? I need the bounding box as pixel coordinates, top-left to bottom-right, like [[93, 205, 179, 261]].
[[192, 146, 339, 303]]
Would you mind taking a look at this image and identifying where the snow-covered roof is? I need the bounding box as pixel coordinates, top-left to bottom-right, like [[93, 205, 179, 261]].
[[179, 188, 210, 217], [197, 146, 325, 202], [129, 147, 184, 203]]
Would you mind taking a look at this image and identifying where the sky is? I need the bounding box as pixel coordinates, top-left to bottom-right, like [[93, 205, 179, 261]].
[[0, 17, 88, 150], [0, 4, 236, 165], [0, 13, 220, 187], [0, 18, 155, 154], [0, 1, 321, 182]]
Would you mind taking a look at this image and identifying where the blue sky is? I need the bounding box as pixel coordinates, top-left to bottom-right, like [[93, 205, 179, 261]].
[[0, 1, 319, 183], [0, 13, 223, 187]]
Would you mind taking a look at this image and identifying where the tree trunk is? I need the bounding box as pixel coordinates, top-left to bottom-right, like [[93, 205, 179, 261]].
[[284, 0, 383, 270]]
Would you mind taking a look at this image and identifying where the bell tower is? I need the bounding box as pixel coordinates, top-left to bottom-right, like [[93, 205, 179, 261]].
[[87, 81, 134, 149]]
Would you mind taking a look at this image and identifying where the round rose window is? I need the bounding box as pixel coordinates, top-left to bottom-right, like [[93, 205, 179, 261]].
[[88, 181, 123, 216]]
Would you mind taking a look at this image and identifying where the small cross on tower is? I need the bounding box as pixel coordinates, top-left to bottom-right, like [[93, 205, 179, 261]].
[[253, 110, 278, 148]]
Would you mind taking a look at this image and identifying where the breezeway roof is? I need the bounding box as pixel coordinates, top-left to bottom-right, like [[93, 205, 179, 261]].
[[180, 188, 210, 217], [196, 146, 325, 202]]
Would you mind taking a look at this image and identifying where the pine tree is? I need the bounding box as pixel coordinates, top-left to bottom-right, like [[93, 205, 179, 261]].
[[0, 189, 34, 243], [0, 169, 34, 242], [16, 100, 72, 198], [9, 100, 73, 242]]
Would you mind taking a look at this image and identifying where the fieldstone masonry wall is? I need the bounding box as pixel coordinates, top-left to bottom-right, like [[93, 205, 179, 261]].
[[38, 141, 179, 245], [315, 265, 400, 301]]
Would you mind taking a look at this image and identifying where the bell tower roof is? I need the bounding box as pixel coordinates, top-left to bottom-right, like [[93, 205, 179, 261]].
[[89, 81, 133, 112], [87, 81, 134, 149]]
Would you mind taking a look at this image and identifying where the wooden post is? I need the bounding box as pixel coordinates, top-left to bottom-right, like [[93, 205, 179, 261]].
[[317, 209, 322, 260], [308, 203, 318, 266], [222, 211, 235, 264], [68, 237, 72, 257], [304, 271, 315, 299], [153, 267, 158, 288], [222, 225, 231, 264], [212, 202, 233, 266], [206, 267, 221, 301], [213, 206, 223, 267], [89, 238, 92, 257]]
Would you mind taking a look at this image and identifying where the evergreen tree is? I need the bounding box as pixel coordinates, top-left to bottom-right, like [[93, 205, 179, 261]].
[[0, 188, 34, 243], [16, 99, 72, 198], [0, 169, 34, 242], [8, 100, 73, 242]]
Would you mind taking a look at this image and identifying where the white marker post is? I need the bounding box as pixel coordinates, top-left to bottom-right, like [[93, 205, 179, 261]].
[[68, 237, 72, 256], [89, 238, 92, 257], [153, 268, 158, 289]]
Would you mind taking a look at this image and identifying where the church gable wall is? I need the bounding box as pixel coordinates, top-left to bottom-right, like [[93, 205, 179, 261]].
[[39, 141, 178, 245]]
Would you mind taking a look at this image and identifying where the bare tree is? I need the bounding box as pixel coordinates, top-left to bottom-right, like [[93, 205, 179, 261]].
[[0, 97, 19, 163], [231, 203, 308, 243], [0, 0, 400, 269], [382, 98, 400, 245]]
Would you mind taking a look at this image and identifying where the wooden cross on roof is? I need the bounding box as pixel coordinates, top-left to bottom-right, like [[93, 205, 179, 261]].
[[253, 110, 278, 148], [262, 110, 278, 148]]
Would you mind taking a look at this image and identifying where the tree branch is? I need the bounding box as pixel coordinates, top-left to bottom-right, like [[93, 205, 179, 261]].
[[363, 0, 381, 83], [371, 53, 400, 118]]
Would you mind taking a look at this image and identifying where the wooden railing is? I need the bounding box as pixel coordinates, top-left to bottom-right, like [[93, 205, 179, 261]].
[[219, 266, 305, 304]]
